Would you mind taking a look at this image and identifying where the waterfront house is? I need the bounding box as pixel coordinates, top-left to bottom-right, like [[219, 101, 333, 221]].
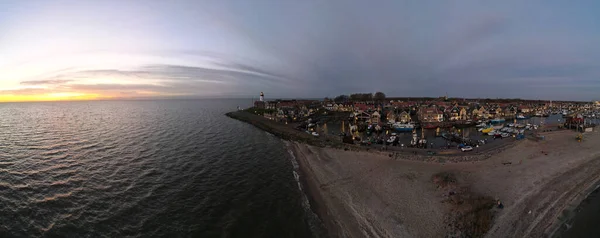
[[520, 106, 532, 113], [418, 106, 444, 123], [475, 105, 490, 119], [459, 107, 468, 120], [447, 106, 461, 121], [494, 107, 504, 117], [399, 110, 411, 123], [504, 106, 517, 118], [386, 110, 398, 123]]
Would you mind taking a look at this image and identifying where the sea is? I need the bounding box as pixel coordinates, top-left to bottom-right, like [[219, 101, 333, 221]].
[[0, 99, 324, 238]]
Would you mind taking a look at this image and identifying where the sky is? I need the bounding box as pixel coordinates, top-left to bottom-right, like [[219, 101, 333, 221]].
[[1, 0, 600, 102]]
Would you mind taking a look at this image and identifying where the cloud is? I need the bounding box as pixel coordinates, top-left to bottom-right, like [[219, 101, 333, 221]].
[[20, 80, 73, 85], [13, 55, 297, 98]]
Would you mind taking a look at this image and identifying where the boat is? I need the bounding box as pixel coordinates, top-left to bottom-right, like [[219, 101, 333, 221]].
[[487, 130, 497, 136], [392, 122, 415, 132], [508, 123, 515, 127], [481, 127, 494, 133], [491, 118, 506, 123], [515, 124, 526, 128], [493, 125, 503, 130], [312, 132, 319, 137], [386, 136, 397, 144], [475, 123, 488, 128], [501, 133, 510, 138], [516, 115, 528, 120]]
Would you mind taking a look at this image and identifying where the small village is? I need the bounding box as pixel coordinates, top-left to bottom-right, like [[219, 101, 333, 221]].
[[247, 92, 600, 154]]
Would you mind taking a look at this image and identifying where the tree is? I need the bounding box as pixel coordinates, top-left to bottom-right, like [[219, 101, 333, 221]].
[[334, 95, 349, 103], [362, 93, 373, 102], [374, 92, 386, 102]]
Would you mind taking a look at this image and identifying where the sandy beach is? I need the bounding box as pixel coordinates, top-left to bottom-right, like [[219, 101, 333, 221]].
[[288, 129, 600, 237]]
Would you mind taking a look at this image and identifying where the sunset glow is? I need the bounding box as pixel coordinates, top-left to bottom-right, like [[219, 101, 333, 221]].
[[0, 93, 105, 103]]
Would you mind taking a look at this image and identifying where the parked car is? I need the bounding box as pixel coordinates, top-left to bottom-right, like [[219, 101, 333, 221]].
[[461, 146, 473, 152]]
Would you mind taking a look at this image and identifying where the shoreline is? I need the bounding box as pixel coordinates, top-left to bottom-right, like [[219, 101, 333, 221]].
[[228, 110, 600, 237], [286, 141, 341, 238]]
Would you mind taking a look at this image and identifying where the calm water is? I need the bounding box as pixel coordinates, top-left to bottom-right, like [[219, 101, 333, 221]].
[[0, 99, 322, 237]]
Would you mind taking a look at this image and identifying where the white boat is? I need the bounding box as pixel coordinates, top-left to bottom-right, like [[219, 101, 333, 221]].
[[501, 133, 510, 138], [508, 123, 515, 127], [493, 125, 504, 130], [312, 132, 319, 137], [392, 122, 415, 132], [387, 136, 397, 143], [476, 123, 488, 128], [487, 131, 497, 136]]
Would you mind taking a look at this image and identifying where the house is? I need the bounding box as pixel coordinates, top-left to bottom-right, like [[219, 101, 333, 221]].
[[399, 110, 411, 123], [418, 106, 444, 123], [333, 103, 352, 112], [386, 110, 398, 123], [447, 106, 460, 121], [520, 106, 532, 113], [353, 111, 371, 122], [324, 103, 334, 111], [459, 107, 468, 120], [254, 101, 266, 109], [266, 101, 278, 110], [475, 105, 490, 119], [504, 106, 517, 118], [369, 111, 381, 124], [494, 107, 503, 117]]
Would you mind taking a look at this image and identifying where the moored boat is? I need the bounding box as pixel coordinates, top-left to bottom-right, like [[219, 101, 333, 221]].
[[516, 115, 528, 120], [491, 118, 506, 123], [392, 122, 415, 132], [481, 127, 494, 133]]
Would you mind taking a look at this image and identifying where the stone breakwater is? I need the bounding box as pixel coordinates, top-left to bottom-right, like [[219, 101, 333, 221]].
[[226, 111, 331, 147], [226, 110, 517, 163]]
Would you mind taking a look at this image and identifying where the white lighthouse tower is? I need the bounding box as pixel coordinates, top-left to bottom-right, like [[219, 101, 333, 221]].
[[260, 92, 264, 102]]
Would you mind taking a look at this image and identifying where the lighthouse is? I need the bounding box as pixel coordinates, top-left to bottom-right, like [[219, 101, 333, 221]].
[[260, 92, 264, 102]]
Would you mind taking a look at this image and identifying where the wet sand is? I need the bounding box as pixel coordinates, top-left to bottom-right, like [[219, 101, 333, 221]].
[[288, 129, 600, 237]]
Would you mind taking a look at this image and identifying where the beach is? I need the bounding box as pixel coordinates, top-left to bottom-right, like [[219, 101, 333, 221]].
[[287, 129, 600, 237]]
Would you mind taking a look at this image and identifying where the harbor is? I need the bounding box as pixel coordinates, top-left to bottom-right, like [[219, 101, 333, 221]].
[[232, 92, 600, 237]]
